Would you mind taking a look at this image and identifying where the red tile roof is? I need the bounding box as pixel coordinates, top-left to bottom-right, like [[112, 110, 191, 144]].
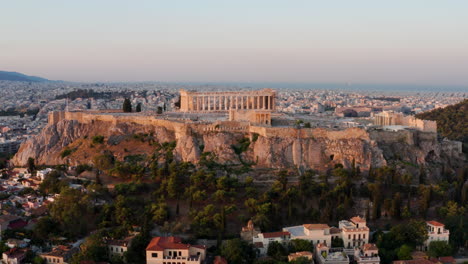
[[262, 231, 290, 238], [146, 237, 205, 251], [214, 256, 228, 264], [426, 221, 444, 227], [303, 224, 330, 230], [393, 260, 434, 264], [8, 219, 28, 229], [351, 216, 366, 223]]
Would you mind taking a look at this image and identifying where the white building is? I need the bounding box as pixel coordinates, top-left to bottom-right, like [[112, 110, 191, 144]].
[[146, 237, 206, 264], [424, 221, 450, 250], [253, 231, 291, 256], [283, 224, 333, 246], [339, 216, 369, 248], [354, 243, 380, 264], [108, 235, 134, 257], [283, 216, 369, 249], [315, 243, 349, 264]]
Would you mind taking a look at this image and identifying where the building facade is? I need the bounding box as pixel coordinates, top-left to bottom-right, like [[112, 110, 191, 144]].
[[108, 235, 134, 257], [179, 89, 276, 112], [252, 231, 291, 255], [339, 216, 370, 248], [373, 111, 437, 132], [354, 243, 380, 264], [424, 221, 450, 250], [146, 237, 206, 264], [40, 246, 77, 264]]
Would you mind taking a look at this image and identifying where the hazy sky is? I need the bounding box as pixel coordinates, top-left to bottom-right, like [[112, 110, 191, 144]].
[[1, 0, 468, 85]]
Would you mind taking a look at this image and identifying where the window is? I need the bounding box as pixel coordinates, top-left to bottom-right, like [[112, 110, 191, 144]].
[[110, 247, 113, 252], [349, 235, 351, 239], [121, 248, 123, 252], [353, 234, 356, 239], [363, 234, 366, 239], [179, 251, 182, 256], [152, 253, 158, 258], [358, 234, 361, 239]]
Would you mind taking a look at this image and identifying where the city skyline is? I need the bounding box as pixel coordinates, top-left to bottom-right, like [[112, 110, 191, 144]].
[[2, 0, 468, 86]]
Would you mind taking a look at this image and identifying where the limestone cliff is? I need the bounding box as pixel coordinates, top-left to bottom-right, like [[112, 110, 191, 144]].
[[12, 118, 463, 176]]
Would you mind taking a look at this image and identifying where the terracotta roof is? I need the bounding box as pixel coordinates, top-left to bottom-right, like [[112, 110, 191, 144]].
[[316, 243, 328, 249], [8, 219, 28, 229], [254, 242, 264, 248], [427, 221, 444, 227], [393, 260, 434, 264], [214, 256, 228, 264], [362, 243, 378, 251], [41, 246, 76, 258], [411, 251, 428, 259], [262, 231, 290, 238], [330, 227, 341, 234], [4, 248, 27, 258], [146, 237, 204, 251], [107, 236, 134, 247], [303, 224, 330, 230], [431, 257, 456, 264], [289, 251, 313, 257], [351, 216, 366, 223]]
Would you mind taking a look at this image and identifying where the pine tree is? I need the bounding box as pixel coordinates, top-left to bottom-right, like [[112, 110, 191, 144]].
[[123, 98, 132, 112], [136, 103, 142, 112]]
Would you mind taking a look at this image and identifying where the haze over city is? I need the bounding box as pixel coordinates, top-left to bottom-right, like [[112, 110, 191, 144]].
[[2, 0, 468, 87]]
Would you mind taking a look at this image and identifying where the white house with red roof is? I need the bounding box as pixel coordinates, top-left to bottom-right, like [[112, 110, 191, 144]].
[[145, 237, 206, 264], [424, 221, 450, 250], [282, 216, 369, 249], [252, 231, 291, 255], [354, 243, 380, 264], [339, 216, 370, 248]]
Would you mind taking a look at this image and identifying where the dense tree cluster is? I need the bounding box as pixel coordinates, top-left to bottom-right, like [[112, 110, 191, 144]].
[[416, 99, 468, 146]]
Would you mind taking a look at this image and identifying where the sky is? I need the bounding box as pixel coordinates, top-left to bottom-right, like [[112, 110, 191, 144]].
[[1, 0, 468, 86]]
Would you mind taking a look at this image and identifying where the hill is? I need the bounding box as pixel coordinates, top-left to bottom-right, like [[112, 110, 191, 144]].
[[0, 71, 49, 82], [415, 99, 468, 144]]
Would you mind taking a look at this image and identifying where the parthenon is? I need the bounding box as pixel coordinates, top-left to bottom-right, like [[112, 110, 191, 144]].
[[179, 89, 276, 112]]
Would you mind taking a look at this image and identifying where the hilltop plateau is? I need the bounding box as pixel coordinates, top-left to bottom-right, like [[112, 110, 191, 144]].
[[12, 112, 465, 183]]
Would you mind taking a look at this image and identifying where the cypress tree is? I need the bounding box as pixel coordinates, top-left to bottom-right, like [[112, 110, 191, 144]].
[[123, 98, 132, 112]]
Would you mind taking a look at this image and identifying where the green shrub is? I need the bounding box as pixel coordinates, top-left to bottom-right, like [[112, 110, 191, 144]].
[[92, 135, 105, 144], [60, 148, 74, 158]]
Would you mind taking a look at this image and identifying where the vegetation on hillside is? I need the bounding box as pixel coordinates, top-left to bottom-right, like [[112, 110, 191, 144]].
[[21, 130, 467, 264], [416, 99, 468, 143]]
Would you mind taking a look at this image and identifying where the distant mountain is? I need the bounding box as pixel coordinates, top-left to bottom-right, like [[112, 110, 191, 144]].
[[0, 71, 49, 82]]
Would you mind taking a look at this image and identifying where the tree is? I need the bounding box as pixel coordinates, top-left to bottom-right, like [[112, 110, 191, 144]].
[[428, 241, 453, 258], [125, 234, 151, 264], [71, 232, 108, 263], [220, 239, 256, 264], [49, 187, 92, 238], [291, 257, 313, 264], [396, 244, 413, 260], [136, 103, 142, 112], [331, 237, 344, 248], [32, 216, 59, 242], [289, 239, 314, 253], [267, 241, 287, 260], [390, 220, 428, 247], [27, 157, 35, 172], [123, 98, 132, 112]]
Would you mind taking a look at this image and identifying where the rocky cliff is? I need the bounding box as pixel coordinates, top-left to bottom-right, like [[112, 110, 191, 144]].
[[12, 118, 464, 176]]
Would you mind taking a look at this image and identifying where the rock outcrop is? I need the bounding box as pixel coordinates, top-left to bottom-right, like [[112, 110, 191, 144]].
[[12, 117, 464, 177]]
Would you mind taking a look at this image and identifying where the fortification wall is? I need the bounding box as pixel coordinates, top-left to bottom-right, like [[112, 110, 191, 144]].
[[50, 111, 375, 141]]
